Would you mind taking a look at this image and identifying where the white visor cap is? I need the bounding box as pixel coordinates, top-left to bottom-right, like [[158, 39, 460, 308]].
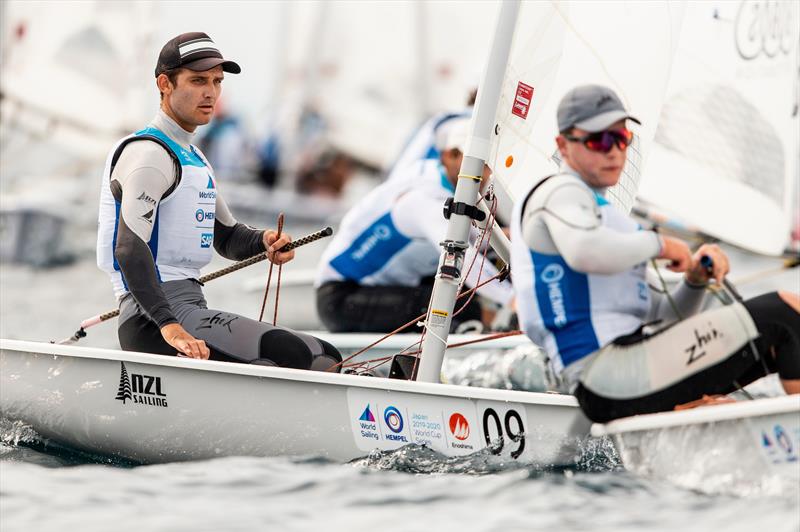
[[435, 117, 471, 154]]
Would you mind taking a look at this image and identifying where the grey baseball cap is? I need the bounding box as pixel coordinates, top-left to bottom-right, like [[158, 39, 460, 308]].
[[557, 84, 640, 133]]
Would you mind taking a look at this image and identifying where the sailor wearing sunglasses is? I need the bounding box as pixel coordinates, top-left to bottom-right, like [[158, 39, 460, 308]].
[[510, 85, 800, 422]]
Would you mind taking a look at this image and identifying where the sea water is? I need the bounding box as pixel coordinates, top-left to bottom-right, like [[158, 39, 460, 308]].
[[1, 426, 798, 532]]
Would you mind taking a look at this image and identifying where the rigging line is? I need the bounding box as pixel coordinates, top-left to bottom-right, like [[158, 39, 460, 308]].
[[272, 214, 285, 325], [454, 194, 499, 317], [459, 191, 493, 285], [326, 270, 507, 372], [342, 356, 392, 369], [654, 252, 762, 401], [258, 213, 284, 323], [363, 357, 394, 373], [650, 257, 683, 321], [398, 330, 525, 357]]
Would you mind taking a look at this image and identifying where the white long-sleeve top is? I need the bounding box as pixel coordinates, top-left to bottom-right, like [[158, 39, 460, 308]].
[[317, 159, 513, 306]]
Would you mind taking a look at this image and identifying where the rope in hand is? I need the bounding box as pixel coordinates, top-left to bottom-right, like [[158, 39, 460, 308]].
[[648, 240, 759, 400], [57, 225, 333, 345], [258, 213, 284, 324]]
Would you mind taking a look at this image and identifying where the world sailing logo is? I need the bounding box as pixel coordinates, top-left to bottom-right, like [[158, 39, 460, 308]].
[[357, 404, 379, 441], [359, 405, 376, 422], [114, 361, 168, 408]]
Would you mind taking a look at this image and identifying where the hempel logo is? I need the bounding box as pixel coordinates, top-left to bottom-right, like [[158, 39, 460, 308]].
[[540, 264, 567, 327], [115, 362, 168, 407], [351, 224, 392, 261], [195, 209, 215, 223]]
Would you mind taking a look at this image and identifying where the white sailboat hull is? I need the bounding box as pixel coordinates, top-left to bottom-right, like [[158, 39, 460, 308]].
[[593, 395, 800, 493], [0, 339, 588, 465]]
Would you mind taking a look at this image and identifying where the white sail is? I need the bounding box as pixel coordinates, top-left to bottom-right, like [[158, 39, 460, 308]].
[[270, 2, 499, 170], [637, 1, 800, 256], [1, 1, 155, 138], [489, 1, 686, 215]]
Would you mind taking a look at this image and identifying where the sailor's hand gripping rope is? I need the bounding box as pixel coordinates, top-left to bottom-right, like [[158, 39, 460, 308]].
[[56, 226, 334, 345]]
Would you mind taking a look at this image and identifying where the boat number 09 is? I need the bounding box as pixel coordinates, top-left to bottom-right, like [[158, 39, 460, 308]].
[[481, 408, 525, 459]]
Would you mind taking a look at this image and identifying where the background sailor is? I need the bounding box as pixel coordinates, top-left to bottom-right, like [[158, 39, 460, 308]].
[[316, 117, 513, 333]]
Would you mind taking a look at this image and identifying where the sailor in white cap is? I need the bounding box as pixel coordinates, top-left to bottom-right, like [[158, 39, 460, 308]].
[[510, 84, 800, 422], [316, 117, 514, 333]]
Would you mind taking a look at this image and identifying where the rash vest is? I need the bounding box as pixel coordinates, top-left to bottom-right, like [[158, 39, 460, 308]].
[[97, 127, 217, 297], [317, 161, 450, 287], [510, 174, 651, 375]]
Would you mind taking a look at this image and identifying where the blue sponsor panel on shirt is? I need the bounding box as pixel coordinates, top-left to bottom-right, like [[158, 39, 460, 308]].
[[200, 233, 213, 248], [329, 213, 412, 281], [531, 251, 599, 367]]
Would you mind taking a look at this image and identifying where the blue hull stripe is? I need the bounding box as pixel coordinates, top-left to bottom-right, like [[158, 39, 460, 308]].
[[330, 213, 411, 281], [531, 251, 599, 366]]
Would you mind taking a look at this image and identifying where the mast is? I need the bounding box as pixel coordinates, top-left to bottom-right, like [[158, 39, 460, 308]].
[[416, 0, 520, 383]]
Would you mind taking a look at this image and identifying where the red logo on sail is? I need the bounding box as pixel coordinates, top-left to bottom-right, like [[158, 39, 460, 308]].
[[449, 413, 470, 441], [512, 81, 534, 119]]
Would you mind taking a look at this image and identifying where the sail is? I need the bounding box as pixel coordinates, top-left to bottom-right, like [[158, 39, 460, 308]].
[[489, 1, 686, 216], [271, 2, 499, 170], [1, 1, 155, 137], [637, 1, 800, 256]]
